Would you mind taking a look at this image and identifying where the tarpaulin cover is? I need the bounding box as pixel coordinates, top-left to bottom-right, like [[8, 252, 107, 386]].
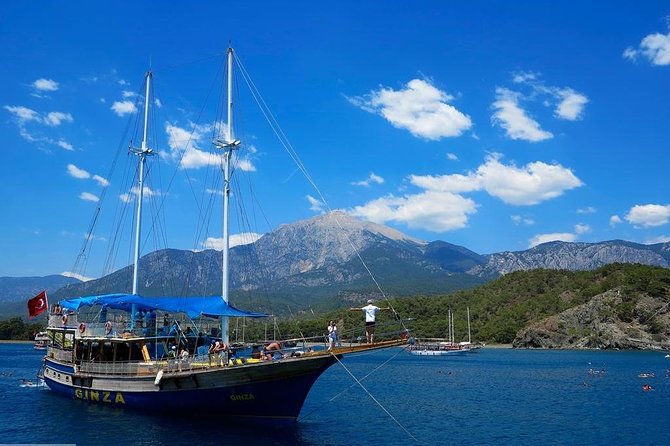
[[59, 293, 268, 319]]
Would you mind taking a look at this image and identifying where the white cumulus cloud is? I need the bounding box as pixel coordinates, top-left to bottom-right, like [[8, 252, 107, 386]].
[[491, 88, 553, 142], [625, 30, 670, 66], [625, 204, 670, 227], [111, 100, 137, 116], [555, 88, 588, 120], [32, 78, 59, 91], [348, 78, 472, 140], [45, 111, 73, 126], [350, 190, 477, 232], [409, 153, 582, 206], [165, 122, 225, 169]]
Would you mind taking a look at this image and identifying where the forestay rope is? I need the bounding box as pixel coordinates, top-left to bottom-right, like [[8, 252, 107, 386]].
[[234, 53, 408, 333]]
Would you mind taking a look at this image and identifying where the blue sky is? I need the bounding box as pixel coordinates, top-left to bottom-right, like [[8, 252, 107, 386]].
[[1, 2, 669, 278]]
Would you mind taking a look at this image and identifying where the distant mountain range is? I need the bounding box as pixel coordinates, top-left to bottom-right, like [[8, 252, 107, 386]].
[[2, 211, 669, 317]]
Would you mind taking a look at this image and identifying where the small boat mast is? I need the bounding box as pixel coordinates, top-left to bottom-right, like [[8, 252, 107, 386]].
[[214, 46, 240, 344], [129, 70, 155, 328]]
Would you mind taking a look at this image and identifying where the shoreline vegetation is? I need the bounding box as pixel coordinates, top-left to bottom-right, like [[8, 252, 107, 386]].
[[1, 264, 668, 349]]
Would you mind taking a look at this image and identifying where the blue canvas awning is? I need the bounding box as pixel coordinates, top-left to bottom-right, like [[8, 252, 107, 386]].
[[59, 293, 268, 319]]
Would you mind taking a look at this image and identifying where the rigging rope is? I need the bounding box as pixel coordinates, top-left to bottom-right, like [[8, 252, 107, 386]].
[[321, 352, 419, 443]]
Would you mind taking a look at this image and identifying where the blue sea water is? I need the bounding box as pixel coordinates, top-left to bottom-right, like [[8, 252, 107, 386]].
[[1, 344, 668, 445]]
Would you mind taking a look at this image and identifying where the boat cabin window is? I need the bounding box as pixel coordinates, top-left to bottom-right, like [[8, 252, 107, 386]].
[[49, 330, 74, 350]]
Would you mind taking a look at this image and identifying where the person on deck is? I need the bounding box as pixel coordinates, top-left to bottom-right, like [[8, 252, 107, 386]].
[[327, 321, 337, 351], [350, 299, 390, 343], [208, 340, 229, 366], [263, 341, 284, 360]]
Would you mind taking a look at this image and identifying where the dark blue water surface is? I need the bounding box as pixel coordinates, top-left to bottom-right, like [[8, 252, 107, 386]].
[[1, 344, 668, 445]]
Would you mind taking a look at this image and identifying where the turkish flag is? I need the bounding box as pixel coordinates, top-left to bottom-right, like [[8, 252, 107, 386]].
[[28, 290, 48, 319]]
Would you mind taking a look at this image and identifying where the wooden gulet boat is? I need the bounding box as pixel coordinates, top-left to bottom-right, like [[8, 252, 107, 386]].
[[40, 47, 408, 423]]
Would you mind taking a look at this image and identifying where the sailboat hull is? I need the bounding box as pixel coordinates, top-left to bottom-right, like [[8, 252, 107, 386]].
[[43, 355, 338, 423]]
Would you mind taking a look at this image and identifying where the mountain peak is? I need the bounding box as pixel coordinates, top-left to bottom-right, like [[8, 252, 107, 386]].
[[304, 211, 426, 245]]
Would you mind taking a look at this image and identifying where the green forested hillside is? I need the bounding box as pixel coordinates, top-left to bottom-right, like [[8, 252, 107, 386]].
[[278, 263, 670, 345], [389, 263, 670, 343]]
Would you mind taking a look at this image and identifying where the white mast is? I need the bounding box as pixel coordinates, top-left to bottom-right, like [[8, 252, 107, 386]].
[[130, 71, 154, 328], [214, 47, 240, 344]]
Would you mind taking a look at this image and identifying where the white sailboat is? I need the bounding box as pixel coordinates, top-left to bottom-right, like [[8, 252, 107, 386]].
[[407, 308, 473, 356]]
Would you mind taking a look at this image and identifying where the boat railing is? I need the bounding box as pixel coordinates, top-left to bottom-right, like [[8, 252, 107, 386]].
[[77, 354, 227, 376], [49, 313, 78, 328], [47, 347, 74, 362]]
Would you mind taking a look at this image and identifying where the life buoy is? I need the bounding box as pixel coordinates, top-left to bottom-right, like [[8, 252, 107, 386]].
[[61, 314, 68, 325], [104, 321, 113, 334], [78, 323, 86, 334]]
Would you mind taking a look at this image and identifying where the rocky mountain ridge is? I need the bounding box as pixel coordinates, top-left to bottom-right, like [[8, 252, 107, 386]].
[[4, 212, 669, 316]]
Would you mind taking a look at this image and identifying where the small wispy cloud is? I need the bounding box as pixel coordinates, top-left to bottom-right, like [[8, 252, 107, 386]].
[[92, 174, 109, 187], [79, 192, 99, 202], [577, 206, 597, 214], [307, 194, 325, 213], [67, 164, 109, 187], [574, 223, 591, 234], [67, 164, 90, 179], [645, 235, 670, 244], [57, 139, 74, 151], [352, 172, 384, 187], [348, 78, 472, 140], [205, 188, 224, 196], [491, 88, 553, 142], [120, 186, 159, 203], [122, 90, 138, 99], [529, 232, 577, 248], [511, 215, 535, 225], [446, 153, 458, 161], [610, 215, 623, 227], [201, 232, 263, 250], [60, 271, 94, 282]]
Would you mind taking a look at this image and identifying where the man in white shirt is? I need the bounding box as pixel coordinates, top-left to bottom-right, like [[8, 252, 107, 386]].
[[350, 299, 389, 343]]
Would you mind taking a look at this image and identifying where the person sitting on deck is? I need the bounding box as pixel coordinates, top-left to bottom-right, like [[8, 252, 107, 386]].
[[208, 340, 229, 366], [262, 341, 284, 360]]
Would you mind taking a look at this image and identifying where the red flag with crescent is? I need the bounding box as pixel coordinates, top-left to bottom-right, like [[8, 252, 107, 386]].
[[28, 290, 48, 319]]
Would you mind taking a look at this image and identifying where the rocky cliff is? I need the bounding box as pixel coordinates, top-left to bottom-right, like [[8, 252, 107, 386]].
[[513, 288, 670, 350]]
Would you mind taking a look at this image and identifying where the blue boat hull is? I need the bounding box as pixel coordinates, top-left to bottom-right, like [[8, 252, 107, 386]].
[[43, 355, 338, 423]]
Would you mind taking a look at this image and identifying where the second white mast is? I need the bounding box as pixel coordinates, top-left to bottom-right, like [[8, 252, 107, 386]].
[[216, 47, 240, 344]]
